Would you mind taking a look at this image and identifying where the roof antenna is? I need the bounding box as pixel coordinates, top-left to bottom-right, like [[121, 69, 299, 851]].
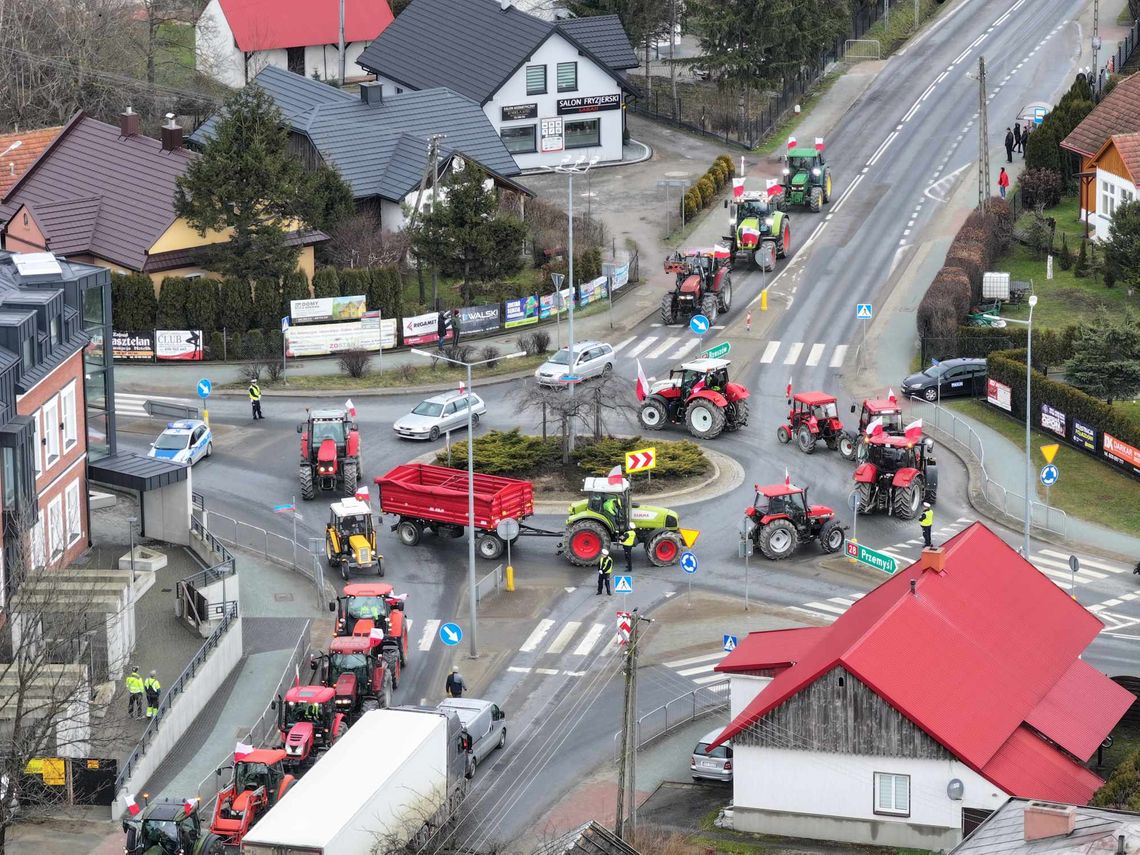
[[909, 580, 917, 596]]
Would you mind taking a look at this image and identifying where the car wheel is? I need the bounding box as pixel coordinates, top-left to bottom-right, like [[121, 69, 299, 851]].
[[467, 755, 477, 779], [498, 728, 507, 749], [923, 387, 938, 402], [429, 426, 440, 441], [471, 413, 480, 427], [603, 363, 613, 375], [205, 442, 213, 458]]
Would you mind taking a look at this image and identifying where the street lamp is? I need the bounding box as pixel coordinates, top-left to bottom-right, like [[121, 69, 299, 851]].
[[410, 348, 527, 657], [127, 516, 139, 582], [983, 293, 1037, 555], [1, 140, 22, 160]]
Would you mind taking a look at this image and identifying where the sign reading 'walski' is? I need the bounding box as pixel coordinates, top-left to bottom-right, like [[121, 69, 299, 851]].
[[557, 93, 621, 114]]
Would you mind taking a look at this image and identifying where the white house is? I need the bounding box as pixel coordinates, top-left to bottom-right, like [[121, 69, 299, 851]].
[[196, 0, 394, 88], [356, 0, 638, 170], [711, 524, 1134, 852], [1089, 132, 1140, 240]]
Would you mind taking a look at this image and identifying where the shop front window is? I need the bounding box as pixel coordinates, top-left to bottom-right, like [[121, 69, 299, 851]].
[[565, 118, 600, 149]]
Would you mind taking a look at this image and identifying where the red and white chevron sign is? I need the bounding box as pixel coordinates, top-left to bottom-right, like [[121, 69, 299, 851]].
[[616, 611, 632, 646], [624, 447, 656, 474]]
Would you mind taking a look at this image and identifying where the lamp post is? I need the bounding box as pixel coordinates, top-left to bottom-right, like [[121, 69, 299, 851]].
[[127, 515, 139, 582], [410, 348, 527, 657], [1, 140, 22, 160]]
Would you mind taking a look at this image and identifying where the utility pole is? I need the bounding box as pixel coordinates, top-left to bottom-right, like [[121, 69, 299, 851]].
[[614, 609, 651, 841], [1092, 0, 1102, 94], [977, 56, 990, 212], [338, 0, 346, 86]]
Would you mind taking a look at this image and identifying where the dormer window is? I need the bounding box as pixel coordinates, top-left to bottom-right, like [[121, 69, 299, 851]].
[[50, 315, 61, 345], [20, 335, 34, 372]]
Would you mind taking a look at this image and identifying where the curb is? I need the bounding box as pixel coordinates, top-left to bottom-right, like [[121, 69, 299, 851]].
[[519, 137, 654, 176], [202, 364, 540, 399]]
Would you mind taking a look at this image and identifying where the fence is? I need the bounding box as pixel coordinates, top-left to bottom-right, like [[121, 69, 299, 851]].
[[475, 564, 505, 603], [844, 39, 881, 60], [612, 679, 729, 761], [1107, 18, 1140, 79]]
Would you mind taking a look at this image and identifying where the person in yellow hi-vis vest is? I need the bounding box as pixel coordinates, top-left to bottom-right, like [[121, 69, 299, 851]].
[[597, 549, 613, 596], [248, 381, 263, 420], [920, 503, 934, 548], [125, 666, 144, 719], [143, 670, 161, 719], [620, 528, 637, 573]]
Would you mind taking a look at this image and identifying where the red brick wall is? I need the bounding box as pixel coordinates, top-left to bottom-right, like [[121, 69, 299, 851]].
[[2, 206, 48, 253]]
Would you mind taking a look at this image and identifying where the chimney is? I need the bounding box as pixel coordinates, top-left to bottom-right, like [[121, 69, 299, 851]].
[[160, 113, 183, 152], [360, 81, 384, 105], [1024, 802, 1076, 841], [119, 106, 139, 138], [922, 546, 946, 573], [909, 579, 916, 596], [500, 0, 511, 9]]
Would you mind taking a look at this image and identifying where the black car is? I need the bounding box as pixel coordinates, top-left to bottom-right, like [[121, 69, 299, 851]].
[[901, 357, 987, 402]]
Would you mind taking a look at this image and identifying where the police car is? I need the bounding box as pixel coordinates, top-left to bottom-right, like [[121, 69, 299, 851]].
[[147, 420, 213, 465]]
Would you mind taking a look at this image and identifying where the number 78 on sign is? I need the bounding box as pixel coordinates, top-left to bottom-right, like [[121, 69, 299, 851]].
[[625, 447, 656, 473]]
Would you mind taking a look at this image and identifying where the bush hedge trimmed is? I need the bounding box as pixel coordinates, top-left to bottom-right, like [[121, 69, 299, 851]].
[[679, 154, 736, 228]]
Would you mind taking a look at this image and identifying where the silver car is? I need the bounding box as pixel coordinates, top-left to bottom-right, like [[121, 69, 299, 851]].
[[393, 392, 487, 441], [534, 341, 615, 386], [437, 698, 506, 776], [691, 728, 733, 782]]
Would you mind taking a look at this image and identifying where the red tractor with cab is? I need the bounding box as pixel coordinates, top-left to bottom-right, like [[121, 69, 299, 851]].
[[209, 748, 295, 847], [298, 407, 361, 500], [638, 358, 750, 439], [330, 582, 408, 688], [745, 483, 846, 560], [851, 397, 905, 460], [272, 684, 345, 773], [660, 247, 733, 325], [310, 634, 394, 720], [853, 432, 938, 519], [776, 391, 855, 458]]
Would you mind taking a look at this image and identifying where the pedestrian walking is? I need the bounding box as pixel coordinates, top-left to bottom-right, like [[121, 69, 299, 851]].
[[620, 528, 636, 573], [445, 666, 466, 698], [143, 670, 161, 720], [125, 666, 144, 719], [1013, 122, 1022, 153], [436, 311, 449, 351], [920, 503, 934, 549], [248, 380, 263, 420], [450, 308, 462, 347], [1023, 121, 1032, 148], [596, 548, 614, 596], [998, 167, 1010, 199], [1004, 128, 1015, 163]]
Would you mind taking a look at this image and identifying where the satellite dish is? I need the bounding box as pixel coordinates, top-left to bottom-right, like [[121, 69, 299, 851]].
[[947, 778, 964, 800]]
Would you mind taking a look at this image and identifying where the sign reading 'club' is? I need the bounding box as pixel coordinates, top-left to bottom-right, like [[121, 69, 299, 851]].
[[624, 447, 656, 474]]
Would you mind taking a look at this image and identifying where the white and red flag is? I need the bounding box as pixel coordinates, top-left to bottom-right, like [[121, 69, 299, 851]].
[[234, 741, 254, 761], [866, 417, 884, 437], [887, 387, 897, 404], [123, 794, 141, 817], [786, 136, 797, 150], [345, 398, 356, 418], [635, 359, 648, 402], [732, 177, 745, 199], [607, 465, 624, 486], [765, 178, 782, 198], [784, 468, 792, 487], [815, 137, 825, 151], [785, 378, 793, 398], [904, 419, 923, 442]]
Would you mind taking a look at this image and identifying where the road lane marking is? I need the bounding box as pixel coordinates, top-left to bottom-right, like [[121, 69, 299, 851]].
[[520, 619, 555, 652], [1040, 549, 1126, 573], [693, 674, 726, 685], [573, 623, 606, 656], [829, 345, 848, 367], [664, 652, 726, 668], [669, 339, 699, 360], [805, 343, 825, 366], [545, 621, 581, 655], [803, 601, 848, 615], [783, 342, 804, 364], [760, 341, 781, 363], [647, 337, 680, 359], [418, 619, 440, 651], [678, 663, 719, 676], [627, 337, 656, 358], [611, 336, 636, 354]]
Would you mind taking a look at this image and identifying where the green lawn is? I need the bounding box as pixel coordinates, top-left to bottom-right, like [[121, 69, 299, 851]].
[[400, 267, 549, 314], [856, 0, 950, 59], [753, 71, 841, 156], [948, 399, 1140, 535], [154, 21, 196, 88]]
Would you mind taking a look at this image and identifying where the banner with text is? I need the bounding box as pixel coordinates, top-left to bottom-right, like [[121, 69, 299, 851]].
[[111, 331, 155, 362], [604, 261, 630, 290], [290, 294, 367, 324], [504, 296, 539, 328], [155, 330, 204, 361], [1039, 403, 1066, 438], [986, 378, 1012, 412], [539, 289, 572, 319], [402, 311, 452, 346], [457, 304, 501, 335], [285, 312, 396, 357], [1103, 432, 1140, 478], [579, 276, 608, 308]]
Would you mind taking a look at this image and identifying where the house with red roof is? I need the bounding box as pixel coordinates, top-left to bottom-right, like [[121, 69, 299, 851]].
[[1085, 132, 1140, 241], [195, 0, 394, 88], [710, 523, 1134, 852], [0, 127, 63, 199]]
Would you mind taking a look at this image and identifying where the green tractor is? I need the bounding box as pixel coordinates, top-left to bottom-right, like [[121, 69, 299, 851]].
[[123, 797, 224, 855], [725, 191, 790, 271], [560, 475, 684, 567], [779, 147, 832, 213]]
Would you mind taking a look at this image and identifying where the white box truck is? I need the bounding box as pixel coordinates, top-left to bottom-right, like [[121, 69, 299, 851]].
[[240, 706, 471, 854]]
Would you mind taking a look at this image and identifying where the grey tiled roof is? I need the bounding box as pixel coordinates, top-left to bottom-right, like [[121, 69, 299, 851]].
[[529, 821, 640, 855], [357, 0, 636, 104], [952, 799, 1140, 854]]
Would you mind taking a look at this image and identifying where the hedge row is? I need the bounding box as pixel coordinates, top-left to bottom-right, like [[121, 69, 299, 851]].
[[1091, 743, 1140, 811], [955, 324, 1078, 375], [683, 155, 736, 222]]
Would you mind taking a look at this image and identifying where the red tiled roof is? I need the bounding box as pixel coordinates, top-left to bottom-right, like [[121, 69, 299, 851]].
[[714, 523, 1133, 804], [1025, 658, 1134, 762], [716, 627, 825, 673], [1093, 132, 1140, 183], [0, 126, 63, 198], [216, 0, 394, 52], [1061, 73, 1140, 157]]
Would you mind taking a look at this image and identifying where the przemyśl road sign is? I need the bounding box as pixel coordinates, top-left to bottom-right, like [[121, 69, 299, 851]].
[[845, 540, 897, 574]]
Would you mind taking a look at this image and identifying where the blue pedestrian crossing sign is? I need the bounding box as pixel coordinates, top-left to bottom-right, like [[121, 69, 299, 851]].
[[614, 575, 633, 594], [439, 623, 463, 646], [1040, 464, 1059, 487], [856, 303, 873, 320], [196, 378, 212, 399], [689, 314, 710, 335], [680, 551, 698, 574], [723, 634, 738, 652]]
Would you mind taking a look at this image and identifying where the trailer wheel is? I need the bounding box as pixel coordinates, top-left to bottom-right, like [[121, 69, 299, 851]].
[[477, 532, 505, 560], [397, 519, 423, 546]]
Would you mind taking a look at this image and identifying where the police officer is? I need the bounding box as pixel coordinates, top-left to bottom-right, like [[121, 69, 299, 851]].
[[597, 548, 613, 596], [248, 380, 263, 420], [143, 670, 161, 720], [620, 528, 637, 573], [445, 667, 466, 698], [920, 502, 934, 548], [125, 666, 144, 719]]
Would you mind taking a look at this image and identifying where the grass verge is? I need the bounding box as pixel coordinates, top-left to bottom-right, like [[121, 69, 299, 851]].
[[753, 71, 842, 156], [858, 0, 949, 58], [947, 399, 1140, 535]]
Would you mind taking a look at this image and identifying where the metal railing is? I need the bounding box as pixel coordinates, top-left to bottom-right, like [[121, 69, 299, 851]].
[[144, 399, 200, 420], [612, 679, 729, 760], [475, 564, 505, 603], [844, 39, 881, 60]]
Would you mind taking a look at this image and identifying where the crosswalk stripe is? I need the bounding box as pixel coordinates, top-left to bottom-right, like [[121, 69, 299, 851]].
[[520, 619, 555, 652], [647, 337, 680, 359], [418, 619, 440, 651], [788, 605, 837, 621], [1040, 549, 1127, 574], [669, 339, 698, 360], [760, 341, 781, 363], [678, 663, 718, 676], [545, 621, 581, 655], [1101, 599, 1123, 607], [626, 338, 656, 358], [1032, 567, 1074, 588], [573, 623, 606, 656], [828, 596, 858, 606], [693, 673, 726, 685], [1034, 557, 1106, 579], [803, 600, 847, 615], [664, 651, 725, 668], [805, 343, 825, 367], [783, 342, 804, 365], [611, 336, 636, 354], [829, 345, 848, 367]]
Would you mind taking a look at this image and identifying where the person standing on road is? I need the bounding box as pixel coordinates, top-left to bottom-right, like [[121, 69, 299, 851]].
[[451, 308, 462, 347], [920, 503, 934, 549], [620, 528, 637, 573], [597, 549, 614, 596], [1013, 122, 1022, 153], [437, 311, 449, 351], [1004, 128, 1015, 162], [248, 380, 263, 420], [445, 667, 466, 698], [143, 670, 161, 720], [125, 666, 144, 719], [998, 167, 1010, 199]]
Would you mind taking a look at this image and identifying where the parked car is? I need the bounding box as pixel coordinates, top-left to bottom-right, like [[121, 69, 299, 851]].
[[534, 341, 615, 387], [393, 392, 487, 441], [901, 357, 988, 402], [691, 728, 733, 782], [147, 419, 212, 465], [437, 698, 506, 776]]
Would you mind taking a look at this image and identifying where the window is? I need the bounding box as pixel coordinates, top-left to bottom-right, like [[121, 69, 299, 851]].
[[557, 62, 577, 92], [20, 336, 34, 372], [286, 46, 305, 75], [525, 64, 547, 95], [1123, 187, 1136, 204], [30, 519, 45, 570], [61, 382, 77, 451], [32, 412, 42, 475], [500, 125, 537, 154], [48, 496, 64, 558], [50, 315, 61, 345], [65, 479, 82, 546], [1102, 180, 1117, 217], [874, 772, 910, 817], [565, 118, 600, 149], [42, 397, 60, 467]]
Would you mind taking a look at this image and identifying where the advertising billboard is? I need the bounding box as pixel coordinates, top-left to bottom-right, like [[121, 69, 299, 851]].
[[111, 331, 155, 362], [579, 276, 608, 307], [285, 312, 396, 357], [605, 261, 630, 290], [402, 311, 452, 347], [1039, 403, 1066, 438], [986, 378, 1012, 412], [504, 296, 539, 328], [155, 330, 204, 361], [539, 289, 572, 319], [1071, 417, 1097, 453], [457, 304, 500, 335], [289, 294, 367, 324], [1103, 432, 1140, 478]]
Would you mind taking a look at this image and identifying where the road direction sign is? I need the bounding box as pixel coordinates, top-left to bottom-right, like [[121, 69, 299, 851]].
[[845, 540, 898, 574], [703, 341, 731, 359], [689, 314, 710, 335], [680, 551, 698, 574], [614, 575, 633, 594], [550, 272, 565, 289], [439, 623, 463, 646], [1040, 464, 1059, 487], [625, 447, 656, 473], [679, 528, 700, 548], [616, 611, 631, 645], [272, 503, 295, 513], [723, 634, 738, 652], [856, 303, 873, 320], [196, 378, 212, 399], [1041, 443, 1059, 464], [496, 518, 520, 540], [1068, 555, 1080, 574]]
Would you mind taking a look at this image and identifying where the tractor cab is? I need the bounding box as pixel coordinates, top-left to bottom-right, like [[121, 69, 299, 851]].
[[780, 146, 831, 212], [790, 391, 839, 424], [745, 483, 844, 560], [854, 432, 938, 518], [325, 498, 381, 579], [209, 749, 293, 845], [660, 248, 732, 326], [124, 798, 210, 855], [582, 476, 631, 533], [298, 407, 361, 500], [311, 635, 392, 718], [669, 358, 732, 398], [275, 685, 341, 769], [855, 399, 904, 436], [331, 582, 405, 638], [748, 484, 831, 524]]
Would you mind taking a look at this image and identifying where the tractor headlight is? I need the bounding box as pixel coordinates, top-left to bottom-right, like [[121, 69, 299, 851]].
[[286, 744, 302, 756], [812, 167, 821, 176], [764, 217, 774, 227], [782, 168, 790, 176]]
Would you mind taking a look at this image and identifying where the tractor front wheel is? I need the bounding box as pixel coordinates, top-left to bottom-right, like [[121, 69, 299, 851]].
[[924, 464, 938, 504], [564, 519, 610, 566], [699, 294, 718, 324], [647, 530, 683, 566], [855, 482, 874, 514], [717, 278, 732, 313], [477, 532, 505, 560], [379, 668, 393, 709], [839, 434, 856, 460], [758, 519, 798, 560], [199, 831, 226, 855], [639, 398, 668, 431], [324, 537, 337, 569], [342, 460, 359, 497], [823, 173, 833, 203], [300, 465, 315, 500], [384, 649, 400, 689], [687, 400, 727, 439], [809, 187, 822, 213], [397, 519, 423, 547], [893, 478, 924, 520], [727, 399, 749, 430], [660, 293, 677, 325], [779, 224, 791, 258], [757, 243, 776, 271], [818, 519, 845, 553], [796, 425, 817, 454], [776, 424, 792, 444]]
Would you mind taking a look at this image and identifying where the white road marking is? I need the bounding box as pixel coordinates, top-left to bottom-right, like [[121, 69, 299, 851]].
[[1034, 557, 1106, 579], [646, 337, 680, 359], [760, 341, 781, 364], [805, 343, 825, 366], [783, 342, 804, 364], [418, 619, 440, 651], [669, 339, 699, 360], [803, 601, 848, 615], [573, 623, 606, 656], [545, 621, 581, 655], [520, 619, 555, 652], [1040, 549, 1126, 574], [611, 336, 636, 354], [693, 674, 726, 685], [678, 663, 719, 676], [664, 651, 726, 668], [867, 132, 899, 166], [626, 337, 656, 358], [829, 345, 848, 367], [535, 667, 561, 676]]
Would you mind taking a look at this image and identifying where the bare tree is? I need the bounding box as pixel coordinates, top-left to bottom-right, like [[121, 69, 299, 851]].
[[512, 373, 638, 463], [321, 212, 411, 269]]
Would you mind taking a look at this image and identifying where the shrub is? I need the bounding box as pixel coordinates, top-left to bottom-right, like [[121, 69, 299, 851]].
[[111, 272, 159, 331], [208, 330, 225, 361], [156, 277, 189, 328], [1092, 745, 1140, 810], [245, 328, 265, 358], [251, 278, 280, 331], [265, 360, 285, 382], [1074, 239, 1089, 277], [218, 278, 251, 333], [183, 278, 219, 333], [265, 328, 283, 360], [228, 331, 244, 359], [696, 176, 715, 207], [436, 428, 560, 475], [237, 360, 263, 383], [338, 348, 371, 378], [944, 244, 988, 303], [516, 334, 538, 357], [573, 436, 709, 480], [397, 363, 418, 384], [683, 190, 700, 221], [1058, 232, 1073, 270], [986, 196, 1014, 252], [716, 154, 735, 177], [1020, 168, 1063, 208], [281, 269, 310, 318], [575, 247, 603, 282], [481, 345, 500, 368], [707, 165, 725, 191], [312, 267, 340, 298]]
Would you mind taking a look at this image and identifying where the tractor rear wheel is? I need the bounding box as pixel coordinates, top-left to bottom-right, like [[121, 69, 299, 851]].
[[378, 668, 393, 709], [199, 831, 226, 855], [893, 478, 924, 520], [397, 519, 423, 546], [758, 519, 798, 560], [839, 434, 856, 460], [647, 530, 683, 566], [796, 425, 817, 454], [384, 649, 400, 689], [660, 293, 677, 325], [300, 465, 315, 500], [399, 633, 408, 666], [700, 294, 718, 324], [324, 537, 337, 569], [823, 173, 833, 203], [924, 464, 938, 504], [717, 278, 732, 313], [776, 424, 792, 444], [477, 532, 504, 560], [639, 398, 668, 431], [855, 482, 874, 514], [687, 400, 726, 439], [809, 187, 822, 213], [727, 399, 749, 430], [564, 519, 610, 566], [779, 223, 791, 258], [342, 460, 359, 497], [818, 519, 845, 553]]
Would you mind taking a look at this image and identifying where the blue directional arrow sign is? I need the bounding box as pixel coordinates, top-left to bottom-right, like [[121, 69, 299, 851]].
[[196, 378, 212, 399], [1040, 464, 1059, 487], [680, 551, 698, 574], [689, 314, 710, 335], [439, 623, 463, 646], [723, 634, 738, 652], [856, 303, 873, 320], [614, 575, 633, 594]]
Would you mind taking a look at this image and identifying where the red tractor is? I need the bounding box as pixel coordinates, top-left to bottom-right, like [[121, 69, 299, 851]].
[[272, 685, 346, 773], [298, 407, 361, 500], [209, 749, 295, 846], [851, 397, 905, 460], [660, 247, 733, 325], [330, 582, 408, 688], [776, 391, 855, 458], [310, 635, 394, 721], [745, 483, 846, 560], [853, 433, 938, 519], [638, 358, 750, 439]]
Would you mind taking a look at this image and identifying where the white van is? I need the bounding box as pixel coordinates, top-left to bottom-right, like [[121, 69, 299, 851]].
[[437, 698, 506, 776]]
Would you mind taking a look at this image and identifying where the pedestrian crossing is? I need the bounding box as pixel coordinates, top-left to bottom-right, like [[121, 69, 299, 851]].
[[113, 392, 196, 419], [611, 335, 852, 370]]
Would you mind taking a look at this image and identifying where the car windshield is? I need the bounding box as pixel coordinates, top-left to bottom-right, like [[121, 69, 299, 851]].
[[789, 156, 815, 172], [347, 596, 388, 620], [695, 742, 729, 759], [548, 350, 573, 365], [923, 363, 950, 378], [312, 421, 345, 444], [412, 401, 444, 417], [142, 819, 181, 847], [154, 433, 190, 450], [331, 652, 368, 675]]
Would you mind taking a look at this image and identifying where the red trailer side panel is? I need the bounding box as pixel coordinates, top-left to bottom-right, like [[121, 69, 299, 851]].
[[375, 464, 534, 532]]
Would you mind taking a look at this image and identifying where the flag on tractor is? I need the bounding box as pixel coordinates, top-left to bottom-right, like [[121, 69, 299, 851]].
[[904, 419, 923, 442], [786, 136, 796, 150], [234, 741, 254, 761], [866, 417, 884, 437], [607, 465, 624, 485], [635, 360, 649, 402], [815, 137, 825, 151], [124, 794, 141, 817], [732, 177, 745, 199]]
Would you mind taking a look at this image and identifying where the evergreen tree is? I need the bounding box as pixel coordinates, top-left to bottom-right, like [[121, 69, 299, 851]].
[[156, 277, 189, 328], [281, 269, 311, 320], [1074, 239, 1089, 277], [1064, 309, 1140, 403], [111, 273, 159, 331], [1103, 199, 1140, 292], [251, 278, 281, 331], [312, 267, 341, 298], [218, 278, 252, 332], [183, 279, 220, 333], [1058, 233, 1073, 271]]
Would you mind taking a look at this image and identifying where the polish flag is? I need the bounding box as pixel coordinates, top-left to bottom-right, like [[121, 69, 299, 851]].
[[354, 485, 370, 504], [369, 626, 385, 642], [785, 378, 793, 398], [784, 468, 792, 487], [887, 387, 897, 405], [786, 136, 796, 151], [123, 793, 141, 817], [815, 137, 825, 151], [458, 380, 466, 394], [865, 417, 884, 437], [635, 359, 648, 402], [344, 398, 356, 418], [712, 244, 731, 259], [739, 225, 761, 247], [234, 741, 255, 761], [293, 664, 301, 689], [691, 378, 706, 395], [904, 419, 923, 442], [732, 177, 746, 199], [184, 797, 198, 816], [607, 464, 624, 486], [765, 178, 782, 198]]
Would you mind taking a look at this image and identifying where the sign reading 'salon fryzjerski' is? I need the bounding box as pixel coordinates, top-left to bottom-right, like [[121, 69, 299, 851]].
[[557, 93, 621, 115]]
